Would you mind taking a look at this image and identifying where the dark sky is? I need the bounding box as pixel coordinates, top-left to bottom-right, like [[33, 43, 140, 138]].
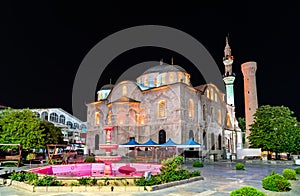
[[1, 1, 300, 121]]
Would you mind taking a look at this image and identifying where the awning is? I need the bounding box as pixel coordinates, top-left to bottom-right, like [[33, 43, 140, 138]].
[[119, 138, 141, 147], [160, 138, 179, 146], [177, 138, 203, 148]]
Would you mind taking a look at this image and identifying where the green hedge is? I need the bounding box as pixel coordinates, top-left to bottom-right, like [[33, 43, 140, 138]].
[[282, 169, 296, 180], [231, 186, 266, 196]]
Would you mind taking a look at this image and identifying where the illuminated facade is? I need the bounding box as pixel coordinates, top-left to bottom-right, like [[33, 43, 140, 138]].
[[86, 41, 239, 158]]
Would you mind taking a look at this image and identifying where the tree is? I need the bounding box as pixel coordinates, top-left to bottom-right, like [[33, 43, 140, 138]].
[[248, 105, 300, 155], [39, 121, 64, 145], [0, 109, 46, 149], [237, 117, 246, 146]]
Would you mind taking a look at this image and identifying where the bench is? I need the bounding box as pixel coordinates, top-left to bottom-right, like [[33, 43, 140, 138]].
[[0, 160, 19, 167]]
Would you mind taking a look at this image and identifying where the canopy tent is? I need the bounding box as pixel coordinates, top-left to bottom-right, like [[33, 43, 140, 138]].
[[119, 138, 141, 147], [160, 138, 179, 146], [140, 138, 159, 146], [178, 138, 203, 148]]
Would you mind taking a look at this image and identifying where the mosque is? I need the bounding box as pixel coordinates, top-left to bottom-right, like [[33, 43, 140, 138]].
[[85, 38, 242, 160]]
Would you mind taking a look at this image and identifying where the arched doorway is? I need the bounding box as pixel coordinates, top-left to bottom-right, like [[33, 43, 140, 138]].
[[218, 134, 222, 150], [158, 130, 166, 144]]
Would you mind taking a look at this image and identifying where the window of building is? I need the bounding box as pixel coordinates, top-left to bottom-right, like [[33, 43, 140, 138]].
[[74, 123, 79, 129], [59, 115, 65, 124], [99, 93, 103, 100], [218, 109, 221, 124], [206, 89, 210, 99], [215, 93, 218, 102], [169, 73, 174, 83], [178, 73, 182, 82], [144, 76, 148, 86], [154, 77, 157, 86], [139, 108, 146, 125], [122, 86, 127, 96], [95, 134, 99, 150], [161, 74, 165, 85], [95, 112, 100, 125], [66, 121, 73, 129], [188, 99, 194, 119], [210, 88, 214, 100], [211, 107, 214, 121], [41, 111, 48, 121], [50, 113, 58, 122], [158, 100, 166, 118], [227, 113, 231, 127], [158, 130, 166, 144], [34, 112, 40, 118]]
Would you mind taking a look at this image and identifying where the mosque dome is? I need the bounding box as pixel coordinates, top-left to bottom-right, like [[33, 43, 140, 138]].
[[136, 62, 191, 89], [97, 83, 114, 101], [100, 84, 114, 90], [143, 64, 187, 74]]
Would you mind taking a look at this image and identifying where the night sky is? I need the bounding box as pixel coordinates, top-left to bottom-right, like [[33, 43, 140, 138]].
[[1, 1, 300, 121]]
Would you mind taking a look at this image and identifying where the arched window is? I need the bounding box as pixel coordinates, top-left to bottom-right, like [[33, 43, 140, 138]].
[[188, 99, 194, 119], [218, 109, 221, 124], [73, 123, 79, 129], [50, 113, 58, 122], [41, 112, 48, 121], [145, 76, 149, 86], [66, 121, 73, 129], [122, 86, 127, 96], [34, 112, 40, 118], [59, 115, 65, 124], [95, 112, 100, 125], [206, 89, 210, 99], [158, 100, 166, 118], [95, 134, 99, 150], [215, 93, 218, 102], [178, 73, 183, 82], [154, 77, 157, 86], [158, 130, 166, 144], [139, 108, 146, 125], [161, 74, 165, 85], [169, 73, 174, 83], [227, 113, 231, 127], [211, 107, 214, 121], [203, 131, 207, 150], [210, 88, 214, 100], [218, 134, 222, 150], [189, 130, 194, 139]]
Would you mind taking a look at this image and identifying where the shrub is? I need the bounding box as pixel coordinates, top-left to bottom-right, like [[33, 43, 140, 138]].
[[84, 157, 95, 163], [90, 178, 97, 186], [235, 163, 245, 170], [193, 160, 204, 167], [134, 175, 162, 186], [9, 171, 24, 182], [77, 177, 91, 185], [262, 174, 291, 192], [294, 167, 300, 174], [190, 170, 201, 177], [282, 169, 296, 180], [230, 186, 266, 196], [24, 172, 38, 184], [33, 175, 63, 186]]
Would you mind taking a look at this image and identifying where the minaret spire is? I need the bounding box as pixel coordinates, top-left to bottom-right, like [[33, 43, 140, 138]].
[[223, 35, 234, 76], [222, 35, 235, 106]]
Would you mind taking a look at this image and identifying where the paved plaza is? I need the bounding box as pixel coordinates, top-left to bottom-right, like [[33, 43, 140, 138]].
[[1, 161, 300, 196]]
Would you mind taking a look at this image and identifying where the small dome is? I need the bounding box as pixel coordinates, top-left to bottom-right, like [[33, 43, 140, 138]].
[[143, 64, 187, 74], [100, 84, 114, 90]]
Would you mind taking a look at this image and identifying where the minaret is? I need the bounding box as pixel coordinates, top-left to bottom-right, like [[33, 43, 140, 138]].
[[222, 36, 235, 106], [241, 62, 258, 148]]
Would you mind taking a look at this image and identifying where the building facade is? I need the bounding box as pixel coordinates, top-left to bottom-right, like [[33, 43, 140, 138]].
[[31, 108, 87, 145]]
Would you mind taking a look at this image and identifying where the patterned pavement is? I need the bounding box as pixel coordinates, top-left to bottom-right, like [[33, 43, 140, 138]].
[[1, 161, 300, 196]]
